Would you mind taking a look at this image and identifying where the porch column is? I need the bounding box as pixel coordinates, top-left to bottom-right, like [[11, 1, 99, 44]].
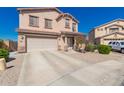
[[65, 36, 67, 46], [74, 36, 77, 50], [64, 36, 68, 51]]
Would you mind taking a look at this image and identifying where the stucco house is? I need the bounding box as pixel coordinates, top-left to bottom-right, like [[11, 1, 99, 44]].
[[17, 8, 83, 53], [89, 19, 124, 45], [0, 40, 17, 52]]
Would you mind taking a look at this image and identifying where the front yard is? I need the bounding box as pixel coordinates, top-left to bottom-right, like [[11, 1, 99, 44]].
[[65, 51, 124, 63], [0, 50, 124, 86], [0, 53, 24, 85]]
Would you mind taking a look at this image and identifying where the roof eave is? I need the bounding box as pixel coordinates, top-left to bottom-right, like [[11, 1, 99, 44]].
[[94, 18, 124, 29], [17, 7, 63, 14]]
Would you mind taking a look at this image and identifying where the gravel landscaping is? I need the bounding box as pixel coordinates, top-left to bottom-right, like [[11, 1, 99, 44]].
[[0, 53, 24, 86], [63, 51, 124, 63]]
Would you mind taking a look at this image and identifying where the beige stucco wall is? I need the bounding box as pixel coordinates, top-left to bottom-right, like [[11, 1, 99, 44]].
[[19, 10, 78, 33], [18, 9, 79, 52], [18, 35, 26, 52], [94, 20, 124, 38], [58, 36, 65, 50], [57, 17, 78, 32], [19, 10, 60, 32], [88, 30, 95, 44]]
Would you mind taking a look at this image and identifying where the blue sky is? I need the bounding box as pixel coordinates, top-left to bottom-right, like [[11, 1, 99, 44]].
[[1, 7, 124, 41]]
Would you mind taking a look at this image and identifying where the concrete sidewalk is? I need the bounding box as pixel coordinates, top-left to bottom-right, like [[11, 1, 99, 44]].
[[17, 51, 124, 86]]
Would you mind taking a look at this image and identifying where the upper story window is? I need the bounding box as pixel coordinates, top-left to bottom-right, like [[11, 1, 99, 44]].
[[97, 28, 103, 31], [72, 23, 76, 32], [29, 16, 39, 27], [109, 28, 119, 33], [101, 28, 103, 31], [65, 19, 70, 28], [97, 28, 100, 31], [45, 19, 52, 29]]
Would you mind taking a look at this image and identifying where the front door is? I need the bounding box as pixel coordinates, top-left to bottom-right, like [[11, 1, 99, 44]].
[[67, 37, 74, 49]]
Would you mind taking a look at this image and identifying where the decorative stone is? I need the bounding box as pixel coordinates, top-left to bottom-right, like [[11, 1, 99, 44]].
[[0, 58, 6, 71], [94, 49, 98, 53]]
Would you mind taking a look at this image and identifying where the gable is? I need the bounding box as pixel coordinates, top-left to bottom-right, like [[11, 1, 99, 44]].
[[95, 19, 124, 30], [102, 33, 124, 39], [56, 13, 79, 23], [105, 24, 123, 29]]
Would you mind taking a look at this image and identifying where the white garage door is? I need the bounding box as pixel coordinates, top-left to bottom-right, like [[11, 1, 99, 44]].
[[27, 37, 57, 52]]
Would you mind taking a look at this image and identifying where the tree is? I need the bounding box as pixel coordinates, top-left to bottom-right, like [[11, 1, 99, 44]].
[[76, 36, 84, 46], [0, 39, 3, 48]]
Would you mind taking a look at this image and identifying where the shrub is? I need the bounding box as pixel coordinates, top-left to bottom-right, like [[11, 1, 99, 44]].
[[0, 49, 9, 61], [97, 45, 111, 54], [85, 44, 96, 52]]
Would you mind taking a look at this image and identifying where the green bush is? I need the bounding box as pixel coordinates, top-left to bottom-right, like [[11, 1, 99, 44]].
[[97, 45, 111, 54], [85, 44, 96, 52], [0, 49, 9, 61]]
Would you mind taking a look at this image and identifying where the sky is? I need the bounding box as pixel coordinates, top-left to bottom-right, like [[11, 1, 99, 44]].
[[1, 7, 124, 41]]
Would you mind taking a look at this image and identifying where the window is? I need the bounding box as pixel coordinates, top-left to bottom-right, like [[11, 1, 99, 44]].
[[45, 19, 52, 29], [109, 42, 112, 44], [72, 23, 76, 32], [121, 42, 124, 45], [112, 42, 116, 45], [101, 28, 103, 31], [65, 19, 70, 28], [97, 29, 100, 31], [29, 16, 39, 27], [97, 28, 103, 31], [109, 28, 119, 33], [116, 42, 120, 46]]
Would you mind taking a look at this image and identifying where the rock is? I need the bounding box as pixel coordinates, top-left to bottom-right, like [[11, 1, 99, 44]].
[[0, 58, 6, 71], [94, 49, 98, 53]]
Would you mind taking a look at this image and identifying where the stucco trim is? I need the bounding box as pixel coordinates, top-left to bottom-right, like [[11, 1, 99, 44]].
[[90, 18, 124, 34], [94, 18, 124, 29], [56, 13, 79, 23], [105, 24, 124, 28], [17, 29, 61, 36], [61, 31, 83, 36], [96, 32, 124, 39], [17, 7, 62, 14]]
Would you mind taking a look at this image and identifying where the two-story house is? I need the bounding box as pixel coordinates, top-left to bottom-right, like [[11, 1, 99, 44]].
[[17, 8, 83, 53], [89, 19, 124, 45]]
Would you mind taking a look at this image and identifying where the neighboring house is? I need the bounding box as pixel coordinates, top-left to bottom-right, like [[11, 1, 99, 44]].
[[3, 40, 17, 52], [17, 8, 83, 53], [89, 19, 124, 45]]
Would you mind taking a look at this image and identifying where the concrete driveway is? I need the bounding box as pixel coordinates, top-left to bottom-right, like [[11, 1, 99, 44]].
[[17, 51, 124, 86]]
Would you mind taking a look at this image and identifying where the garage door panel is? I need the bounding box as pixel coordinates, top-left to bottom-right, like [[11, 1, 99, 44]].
[[27, 37, 57, 52]]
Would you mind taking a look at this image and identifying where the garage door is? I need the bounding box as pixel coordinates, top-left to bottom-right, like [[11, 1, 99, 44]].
[[27, 37, 57, 52]]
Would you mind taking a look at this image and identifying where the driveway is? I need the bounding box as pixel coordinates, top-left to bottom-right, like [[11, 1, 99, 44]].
[[17, 51, 124, 86]]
